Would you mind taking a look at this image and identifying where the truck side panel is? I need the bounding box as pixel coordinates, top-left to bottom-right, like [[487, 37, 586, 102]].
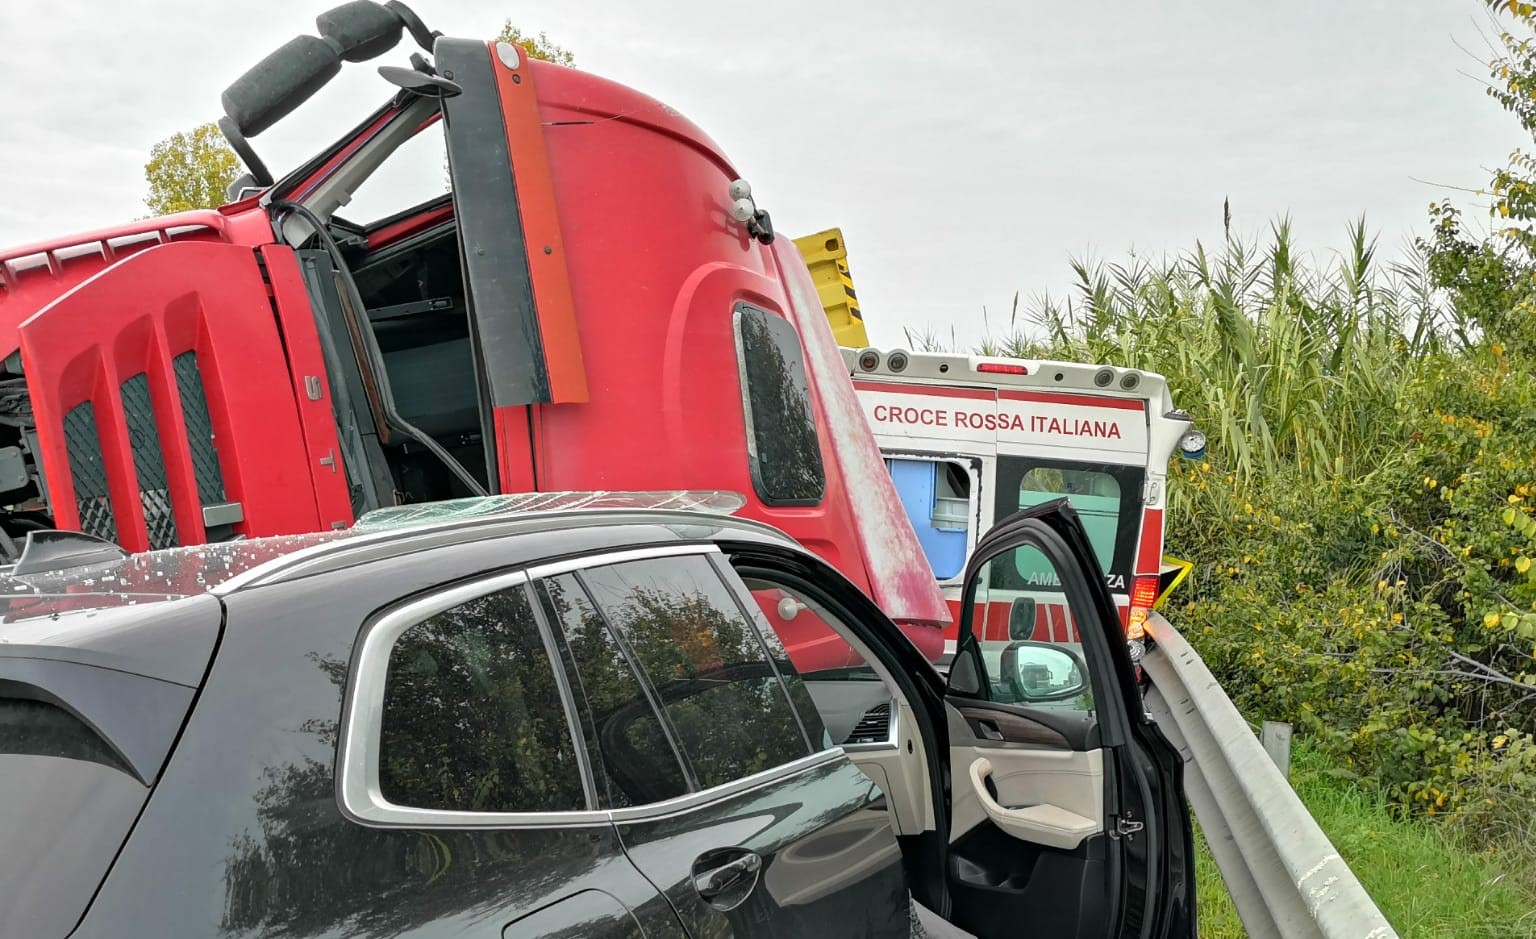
[[18, 242, 320, 549]]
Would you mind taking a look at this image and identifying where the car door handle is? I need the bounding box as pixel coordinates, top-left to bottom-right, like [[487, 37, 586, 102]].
[[974, 718, 1004, 741], [692, 851, 762, 899]]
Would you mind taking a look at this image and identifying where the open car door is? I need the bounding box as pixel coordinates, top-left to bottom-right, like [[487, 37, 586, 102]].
[[942, 500, 1195, 939]]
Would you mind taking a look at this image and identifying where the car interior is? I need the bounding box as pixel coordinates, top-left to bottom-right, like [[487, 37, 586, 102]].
[[737, 564, 1121, 939]]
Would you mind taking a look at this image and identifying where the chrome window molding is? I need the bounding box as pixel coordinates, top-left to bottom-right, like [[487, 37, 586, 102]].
[[523, 543, 720, 580], [338, 541, 839, 830], [732, 304, 762, 482], [336, 568, 609, 829], [605, 749, 845, 824]]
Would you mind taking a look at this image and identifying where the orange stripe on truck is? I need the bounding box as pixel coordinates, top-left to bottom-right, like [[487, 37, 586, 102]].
[[489, 44, 589, 404]]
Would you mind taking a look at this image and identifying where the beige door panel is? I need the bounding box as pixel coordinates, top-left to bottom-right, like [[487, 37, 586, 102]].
[[949, 744, 1104, 844], [845, 701, 936, 836]]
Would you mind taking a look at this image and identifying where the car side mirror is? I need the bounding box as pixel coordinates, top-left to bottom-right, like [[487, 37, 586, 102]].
[[999, 641, 1088, 703]]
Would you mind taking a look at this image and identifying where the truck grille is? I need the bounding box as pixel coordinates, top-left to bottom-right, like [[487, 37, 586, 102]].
[[61, 402, 117, 544], [120, 373, 177, 550], [172, 351, 227, 506]]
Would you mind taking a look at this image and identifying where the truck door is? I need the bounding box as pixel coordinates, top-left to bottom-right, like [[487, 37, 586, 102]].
[[18, 241, 343, 550], [434, 37, 588, 492]]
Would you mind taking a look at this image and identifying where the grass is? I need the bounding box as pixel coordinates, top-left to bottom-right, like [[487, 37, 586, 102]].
[[1193, 745, 1536, 939]]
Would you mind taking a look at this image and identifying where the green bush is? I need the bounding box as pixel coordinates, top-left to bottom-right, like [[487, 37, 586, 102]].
[[933, 221, 1536, 842]]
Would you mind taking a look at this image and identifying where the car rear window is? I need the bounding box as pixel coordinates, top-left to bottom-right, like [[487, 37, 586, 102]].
[[0, 697, 150, 939]]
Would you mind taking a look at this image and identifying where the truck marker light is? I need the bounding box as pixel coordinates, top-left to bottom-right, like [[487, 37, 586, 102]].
[[858, 349, 881, 372], [976, 362, 1027, 375], [1094, 367, 1115, 387], [887, 351, 909, 372]]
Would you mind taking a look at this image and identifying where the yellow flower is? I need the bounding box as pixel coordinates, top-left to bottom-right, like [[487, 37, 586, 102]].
[[1493, 344, 1506, 356]]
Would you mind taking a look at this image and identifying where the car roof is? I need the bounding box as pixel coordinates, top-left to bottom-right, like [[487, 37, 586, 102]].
[[0, 496, 795, 618]]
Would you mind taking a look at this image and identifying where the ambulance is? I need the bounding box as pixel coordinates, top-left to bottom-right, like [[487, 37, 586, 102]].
[[841, 345, 1203, 663]]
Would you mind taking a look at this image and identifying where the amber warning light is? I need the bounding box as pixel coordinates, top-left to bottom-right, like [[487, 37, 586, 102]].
[[1126, 576, 1161, 640]]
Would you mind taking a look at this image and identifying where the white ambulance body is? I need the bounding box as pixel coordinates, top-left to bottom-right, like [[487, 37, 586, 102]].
[[842, 347, 1199, 661]]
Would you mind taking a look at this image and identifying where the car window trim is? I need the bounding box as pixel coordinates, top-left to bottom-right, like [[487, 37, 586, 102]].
[[706, 552, 818, 754], [562, 569, 701, 793], [341, 542, 846, 830], [726, 566, 914, 754], [523, 543, 720, 580], [604, 748, 843, 823], [524, 579, 603, 810], [337, 568, 605, 829]]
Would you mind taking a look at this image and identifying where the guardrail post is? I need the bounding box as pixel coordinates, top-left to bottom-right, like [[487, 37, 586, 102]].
[[1261, 721, 1292, 777]]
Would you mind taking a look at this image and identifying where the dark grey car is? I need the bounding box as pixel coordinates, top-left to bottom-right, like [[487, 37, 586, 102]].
[[1, 497, 1194, 938]]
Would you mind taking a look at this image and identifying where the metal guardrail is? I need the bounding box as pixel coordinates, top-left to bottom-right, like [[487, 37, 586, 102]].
[[1141, 613, 1399, 939]]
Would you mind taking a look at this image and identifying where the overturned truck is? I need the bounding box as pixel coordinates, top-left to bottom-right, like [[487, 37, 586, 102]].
[[0, 2, 949, 649]]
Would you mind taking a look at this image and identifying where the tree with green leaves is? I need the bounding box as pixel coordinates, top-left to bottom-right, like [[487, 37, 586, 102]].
[[495, 22, 575, 67], [143, 23, 574, 215], [142, 122, 240, 215], [1418, 0, 1536, 354]]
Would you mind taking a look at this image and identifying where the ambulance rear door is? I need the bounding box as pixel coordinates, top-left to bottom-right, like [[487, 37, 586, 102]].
[[851, 378, 993, 589], [992, 389, 1153, 627]]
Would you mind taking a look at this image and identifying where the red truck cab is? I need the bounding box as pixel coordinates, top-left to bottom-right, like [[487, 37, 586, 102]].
[[0, 3, 948, 658]]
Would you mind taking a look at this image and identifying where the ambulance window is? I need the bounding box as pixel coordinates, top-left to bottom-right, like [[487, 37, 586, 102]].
[[995, 457, 1143, 591], [887, 458, 971, 580], [734, 303, 826, 506]]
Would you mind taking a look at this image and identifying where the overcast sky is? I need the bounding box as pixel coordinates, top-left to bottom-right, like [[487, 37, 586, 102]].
[[0, 1, 1522, 348]]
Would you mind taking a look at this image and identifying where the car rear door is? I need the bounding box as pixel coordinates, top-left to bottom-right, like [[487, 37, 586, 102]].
[[942, 501, 1195, 939], [0, 594, 222, 939], [533, 547, 911, 938]]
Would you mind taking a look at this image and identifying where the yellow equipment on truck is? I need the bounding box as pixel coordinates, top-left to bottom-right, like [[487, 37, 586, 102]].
[[792, 228, 870, 348]]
